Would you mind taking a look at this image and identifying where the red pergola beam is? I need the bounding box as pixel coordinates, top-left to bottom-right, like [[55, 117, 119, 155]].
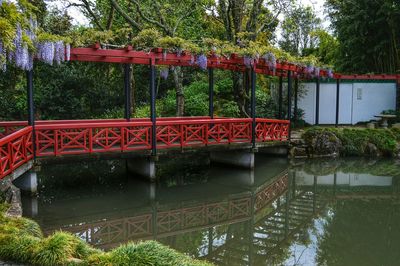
[[334, 74, 400, 80], [69, 47, 333, 78], [70, 47, 400, 80]]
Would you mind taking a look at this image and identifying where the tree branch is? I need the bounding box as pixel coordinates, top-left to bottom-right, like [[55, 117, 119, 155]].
[[110, 0, 142, 30], [172, 2, 197, 35], [129, 0, 172, 35], [106, 1, 115, 30], [68, 1, 104, 30]]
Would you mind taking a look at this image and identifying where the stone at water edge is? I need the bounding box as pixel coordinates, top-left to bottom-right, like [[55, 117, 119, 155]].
[[306, 130, 342, 157]]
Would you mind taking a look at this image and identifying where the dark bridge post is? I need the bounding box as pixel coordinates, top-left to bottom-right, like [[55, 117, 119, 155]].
[[287, 70, 292, 121], [150, 62, 157, 156], [315, 77, 320, 125], [124, 64, 131, 121], [251, 67, 256, 148], [278, 75, 283, 119], [208, 68, 214, 119], [27, 69, 36, 159], [294, 76, 299, 123], [287, 71, 292, 140], [27, 70, 34, 126], [336, 79, 340, 127]]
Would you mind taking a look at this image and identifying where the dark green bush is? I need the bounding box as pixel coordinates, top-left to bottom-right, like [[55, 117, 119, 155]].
[[303, 127, 400, 157]]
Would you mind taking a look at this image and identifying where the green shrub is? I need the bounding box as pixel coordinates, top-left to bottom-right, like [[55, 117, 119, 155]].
[[0, 233, 40, 263], [303, 127, 400, 157], [0, 216, 42, 238], [217, 101, 240, 117]]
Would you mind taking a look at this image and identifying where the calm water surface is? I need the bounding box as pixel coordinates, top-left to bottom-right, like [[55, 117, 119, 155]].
[[22, 155, 400, 266]]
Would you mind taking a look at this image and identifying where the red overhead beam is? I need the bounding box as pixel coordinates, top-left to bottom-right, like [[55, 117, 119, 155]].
[[69, 47, 330, 79], [69, 46, 400, 81], [334, 74, 400, 81]]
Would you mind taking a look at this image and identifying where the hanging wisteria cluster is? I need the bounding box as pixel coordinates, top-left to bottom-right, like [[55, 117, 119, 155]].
[[196, 54, 208, 70], [243, 56, 254, 68], [160, 68, 169, 80], [263, 52, 277, 74], [0, 1, 71, 72]]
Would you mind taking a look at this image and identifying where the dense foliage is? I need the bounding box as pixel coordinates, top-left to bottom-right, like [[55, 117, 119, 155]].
[[0, 0, 397, 121], [326, 0, 400, 73]]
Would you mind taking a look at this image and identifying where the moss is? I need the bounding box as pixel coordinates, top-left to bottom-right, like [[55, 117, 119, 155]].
[[303, 127, 400, 157]]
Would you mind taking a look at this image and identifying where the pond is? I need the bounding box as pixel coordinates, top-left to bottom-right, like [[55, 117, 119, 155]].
[[22, 154, 400, 266]]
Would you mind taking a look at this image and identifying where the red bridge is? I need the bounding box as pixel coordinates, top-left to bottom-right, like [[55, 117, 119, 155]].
[[0, 117, 289, 180]]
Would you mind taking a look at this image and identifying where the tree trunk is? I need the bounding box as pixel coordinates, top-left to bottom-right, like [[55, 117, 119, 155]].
[[233, 71, 249, 117], [130, 65, 136, 116], [172, 66, 184, 116]]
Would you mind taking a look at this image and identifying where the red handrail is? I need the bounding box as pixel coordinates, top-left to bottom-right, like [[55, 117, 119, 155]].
[[0, 127, 34, 179]]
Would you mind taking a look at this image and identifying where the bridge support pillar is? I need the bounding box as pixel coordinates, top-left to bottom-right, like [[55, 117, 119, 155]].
[[13, 170, 37, 195], [127, 157, 157, 182], [210, 151, 254, 169]]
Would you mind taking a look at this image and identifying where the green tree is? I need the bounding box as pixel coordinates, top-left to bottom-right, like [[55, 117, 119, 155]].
[[326, 0, 400, 73], [279, 5, 321, 56]]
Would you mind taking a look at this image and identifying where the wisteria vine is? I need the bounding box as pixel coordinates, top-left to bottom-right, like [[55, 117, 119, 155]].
[[0, 1, 70, 71]]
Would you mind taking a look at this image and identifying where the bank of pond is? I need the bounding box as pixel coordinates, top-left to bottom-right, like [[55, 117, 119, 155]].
[[291, 127, 400, 158]]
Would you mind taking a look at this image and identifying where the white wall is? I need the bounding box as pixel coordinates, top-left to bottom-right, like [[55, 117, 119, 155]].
[[298, 82, 396, 125], [351, 83, 397, 123]]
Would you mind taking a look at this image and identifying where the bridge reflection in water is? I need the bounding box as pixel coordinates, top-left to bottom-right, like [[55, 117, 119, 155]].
[[23, 157, 397, 266]]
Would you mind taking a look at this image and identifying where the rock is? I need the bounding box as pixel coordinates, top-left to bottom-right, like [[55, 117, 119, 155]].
[[290, 138, 305, 146], [306, 130, 342, 157], [363, 143, 380, 157], [289, 147, 308, 158]]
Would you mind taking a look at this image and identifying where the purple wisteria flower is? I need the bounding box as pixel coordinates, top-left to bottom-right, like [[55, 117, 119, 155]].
[[37, 42, 55, 65], [263, 52, 277, 72], [65, 44, 71, 61], [314, 67, 320, 77], [0, 41, 6, 72], [196, 54, 207, 70], [160, 68, 169, 80], [54, 41, 65, 65], [243, 56, 254, 68], [328, 69, 334, 78]]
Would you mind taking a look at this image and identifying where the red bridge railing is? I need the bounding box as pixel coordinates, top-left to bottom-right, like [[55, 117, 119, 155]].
[[0, 127, 34, 179], [0, 117, 289, 179]]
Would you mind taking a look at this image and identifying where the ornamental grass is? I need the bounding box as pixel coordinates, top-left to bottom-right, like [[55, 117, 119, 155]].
[[0, 203, 213, 266]]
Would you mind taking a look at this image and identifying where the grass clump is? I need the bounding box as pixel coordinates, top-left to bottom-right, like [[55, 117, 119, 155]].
[[0, 203, 213, 266], [85, 241, 213, 266]]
